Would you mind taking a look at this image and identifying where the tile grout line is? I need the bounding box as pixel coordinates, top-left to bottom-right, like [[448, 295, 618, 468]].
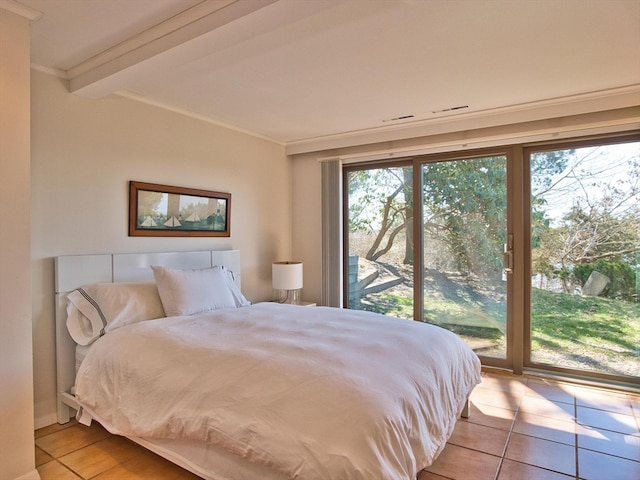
[[573, 390, 580, 480], [500, 379, 592, 479], [37, 424, 111, 462], [46, 458, 85, 480], [493, 377, 528, 480], [574, 389, 640, 470]]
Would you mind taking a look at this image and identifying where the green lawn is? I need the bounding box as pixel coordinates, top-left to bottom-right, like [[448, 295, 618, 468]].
[[531, 288, 639, 376], [352, 287, 639, 377]]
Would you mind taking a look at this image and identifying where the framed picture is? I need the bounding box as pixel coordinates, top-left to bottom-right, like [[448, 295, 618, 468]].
[[129, 181, 231, 237]]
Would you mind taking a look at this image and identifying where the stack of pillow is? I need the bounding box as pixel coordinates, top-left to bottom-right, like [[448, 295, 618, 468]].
[[66, 265, 250, 346]]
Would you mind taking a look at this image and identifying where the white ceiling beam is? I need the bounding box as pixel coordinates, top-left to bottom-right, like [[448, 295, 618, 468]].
[[0, 0, 42, 20], [68, 0, 277, 98]]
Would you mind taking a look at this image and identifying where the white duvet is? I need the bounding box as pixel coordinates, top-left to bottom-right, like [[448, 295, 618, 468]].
[[75, 303, 481, 480]]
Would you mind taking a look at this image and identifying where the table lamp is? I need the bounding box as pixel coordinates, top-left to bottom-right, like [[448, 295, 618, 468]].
[[272, 261, 303, 304]]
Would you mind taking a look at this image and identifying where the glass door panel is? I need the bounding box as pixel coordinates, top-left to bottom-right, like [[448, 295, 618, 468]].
[[345, 164, 414, 320], [528, 140, 639, 379], [421, 155, 509, 359]]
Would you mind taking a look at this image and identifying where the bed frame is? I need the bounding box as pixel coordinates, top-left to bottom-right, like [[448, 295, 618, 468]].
[[55, 249, 242, 424]]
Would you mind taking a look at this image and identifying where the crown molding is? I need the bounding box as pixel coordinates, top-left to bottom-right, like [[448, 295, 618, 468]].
[[116, 90, 285, 146], [31, 63, 68, 79], [286, 85, 640, 156], [335, 109, 640, 165]]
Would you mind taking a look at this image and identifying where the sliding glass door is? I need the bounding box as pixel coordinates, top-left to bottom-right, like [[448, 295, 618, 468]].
[[345, 151, 512, 367], [344, 134, 638, 383], [526, 137, 639, 380], [419, 154, 510, 363]]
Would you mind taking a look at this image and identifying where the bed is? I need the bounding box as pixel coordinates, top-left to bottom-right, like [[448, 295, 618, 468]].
[[55, 249, 481, 480]]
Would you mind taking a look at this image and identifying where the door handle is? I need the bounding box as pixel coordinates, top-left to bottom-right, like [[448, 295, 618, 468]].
[[503, 233, 514, 273]]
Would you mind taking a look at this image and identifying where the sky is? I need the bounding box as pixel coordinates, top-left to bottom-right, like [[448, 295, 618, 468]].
[[533, 142, 640, 226]]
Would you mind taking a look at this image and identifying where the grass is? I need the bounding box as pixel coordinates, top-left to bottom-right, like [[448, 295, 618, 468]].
[[531, 288, 640, 376], [354, 293, 413, 319], [352, 287, 640, 377]]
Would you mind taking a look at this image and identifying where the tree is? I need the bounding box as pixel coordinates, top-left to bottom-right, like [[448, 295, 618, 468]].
[[421, 157, 507, 278], [402, 167, 414, 264], [348, 156, 508, 279], [347, 166, 413, 263], [534, 205, 639, 294], [531, 143, 639, 295], [348, 141, 639, 290]]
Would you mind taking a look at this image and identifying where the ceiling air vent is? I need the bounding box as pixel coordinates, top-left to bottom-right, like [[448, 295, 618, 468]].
[[432, 105, 469, 114], [382, 114, 415, 123]]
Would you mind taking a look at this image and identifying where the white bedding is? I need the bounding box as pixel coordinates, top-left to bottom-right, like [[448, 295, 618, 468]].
[[75, 303, 481, 480]]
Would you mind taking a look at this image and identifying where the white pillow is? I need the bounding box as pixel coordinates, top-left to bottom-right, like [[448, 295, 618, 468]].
[[151, 265, 240, 316], [222, 266, 251, 308], [66, 281, 165, 345], [66, 296, 105, 346]]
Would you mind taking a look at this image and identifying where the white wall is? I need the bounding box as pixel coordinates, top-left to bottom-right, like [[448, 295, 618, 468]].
[[31, 69, 291, 428], [0, 7, 39, 480]]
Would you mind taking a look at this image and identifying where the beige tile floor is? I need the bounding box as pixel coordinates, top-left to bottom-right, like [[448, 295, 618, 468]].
[[36, 372, 640, 480]]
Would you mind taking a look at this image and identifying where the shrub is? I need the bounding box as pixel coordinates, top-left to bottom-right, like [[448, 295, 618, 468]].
[[574, 260, 636, 301]]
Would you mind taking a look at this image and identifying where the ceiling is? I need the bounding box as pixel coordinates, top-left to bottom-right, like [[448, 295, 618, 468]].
[[16, 0, 640, 149]]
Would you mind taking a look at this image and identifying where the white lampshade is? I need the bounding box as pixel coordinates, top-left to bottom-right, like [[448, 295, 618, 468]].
[[272, 261, 303, 290]]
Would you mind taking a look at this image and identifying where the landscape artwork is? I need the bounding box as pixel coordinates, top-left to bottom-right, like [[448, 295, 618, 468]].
[[129, 181, 231, 237]]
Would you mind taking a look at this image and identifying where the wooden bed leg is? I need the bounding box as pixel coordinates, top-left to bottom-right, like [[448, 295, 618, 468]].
[[460, 397, 470, 418]]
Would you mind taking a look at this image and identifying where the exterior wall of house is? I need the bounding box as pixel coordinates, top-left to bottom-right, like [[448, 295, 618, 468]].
[[30, 69, 291, 429]]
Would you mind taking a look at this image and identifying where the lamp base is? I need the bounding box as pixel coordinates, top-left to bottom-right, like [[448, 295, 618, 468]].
[[273, 288, 302, 305]]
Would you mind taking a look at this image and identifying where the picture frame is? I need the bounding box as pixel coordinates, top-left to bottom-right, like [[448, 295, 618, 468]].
[[129, 181, 231, 237]]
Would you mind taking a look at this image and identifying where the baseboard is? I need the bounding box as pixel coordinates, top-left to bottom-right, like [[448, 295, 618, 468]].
[[34, 412, 57, 430], [12, 468, 41, 480]]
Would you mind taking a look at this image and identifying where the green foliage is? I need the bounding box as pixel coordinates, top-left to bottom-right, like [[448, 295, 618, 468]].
[[573, 260, 637, 300], [349, 142, 638, 295], [347, 168, 410, 233], [347, 157, 509, 277], [529, 148, 572, 272], [530, 149, 572, 195], [422, 156, 507, 278], [347, 167, 412, 262], [531, 203, 639, 294], [530, 197, 550, 249]]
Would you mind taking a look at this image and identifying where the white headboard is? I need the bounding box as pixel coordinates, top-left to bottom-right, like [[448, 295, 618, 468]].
[[55, 249, 241, 423]]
